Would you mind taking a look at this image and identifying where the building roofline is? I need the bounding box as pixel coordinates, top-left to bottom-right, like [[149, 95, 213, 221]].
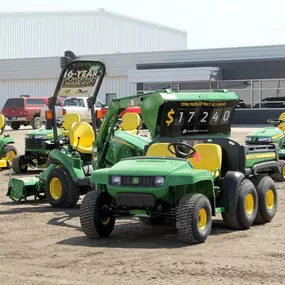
[[1, 43, 285, 62], [0, 8, 187, 34]]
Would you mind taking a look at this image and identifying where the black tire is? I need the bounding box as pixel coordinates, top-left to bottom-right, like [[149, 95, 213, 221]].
[[10, 122, 21, 130], [176, 193, 212, 244], [250, 175, 278, 224], [222, 179, 258, 230], [80, 190, 115, 238], [12, 154, 28, 173], [45, 167, 80, 208], [139, 216, 166, 225], [31, 116, 42, 129], [1, 145, 17, 167], [273, 160, 285, 182]]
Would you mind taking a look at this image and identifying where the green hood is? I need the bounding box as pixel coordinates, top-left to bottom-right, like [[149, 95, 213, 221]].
[[26, 127, 62, 140], [91, 157, 213, 199], [246, 126, 284, 144]]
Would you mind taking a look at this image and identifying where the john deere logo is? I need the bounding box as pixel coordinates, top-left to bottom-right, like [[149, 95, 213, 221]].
[[132, 177, 140, 184], [65, 89, 71, 93]]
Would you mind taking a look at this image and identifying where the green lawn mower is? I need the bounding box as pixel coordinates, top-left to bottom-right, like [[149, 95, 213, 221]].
[[7, 59, 150, 206], [0, 114, 17, 169], [245, 112, 285, 181], [78, 89, 280, 244]]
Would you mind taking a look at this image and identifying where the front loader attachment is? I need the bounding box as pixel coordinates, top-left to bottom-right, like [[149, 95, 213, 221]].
[[7, 177, 42, 202]]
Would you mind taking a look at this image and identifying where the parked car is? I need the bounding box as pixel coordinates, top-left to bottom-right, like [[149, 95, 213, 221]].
[[253, 96, 285, 108], [2, 96, 49, 130], [39, 97, 65, 125]]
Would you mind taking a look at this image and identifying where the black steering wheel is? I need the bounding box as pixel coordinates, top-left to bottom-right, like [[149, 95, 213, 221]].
[[267, 118, 285, 127], [167, 142, 197, 159]]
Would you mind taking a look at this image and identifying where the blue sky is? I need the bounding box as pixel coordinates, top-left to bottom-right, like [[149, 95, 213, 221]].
[[1, 0, 285, 49]]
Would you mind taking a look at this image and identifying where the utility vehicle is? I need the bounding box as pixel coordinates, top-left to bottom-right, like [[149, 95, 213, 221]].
[[7, 60, 149, 205], [245, 112, 285, 181], [79, 89, 280, 244]]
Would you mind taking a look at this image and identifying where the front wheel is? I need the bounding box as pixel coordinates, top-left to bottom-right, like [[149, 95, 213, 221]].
[[176, 193, 212, 244], [46, 167, 80, 208], [80, 191, 115, 238], [222, 179, 258, 230], [12, 154, 28, 173], [1, 145, 17, 167]]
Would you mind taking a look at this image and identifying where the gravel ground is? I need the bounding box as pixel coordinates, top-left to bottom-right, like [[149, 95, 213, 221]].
[[0, 126, 285, 285]]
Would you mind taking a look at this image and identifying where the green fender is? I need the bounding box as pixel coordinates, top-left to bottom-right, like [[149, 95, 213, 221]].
[[48, 149, 85, 182], [0, 136, 15, 153]]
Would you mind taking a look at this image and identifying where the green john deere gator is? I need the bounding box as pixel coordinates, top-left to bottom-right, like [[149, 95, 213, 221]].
[[245, 113, 285, 181], [79, 89, 280, 244], [7, 59, 150, 205]]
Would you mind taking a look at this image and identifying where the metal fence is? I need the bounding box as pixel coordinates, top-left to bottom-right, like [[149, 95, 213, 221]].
[[138, 79, 285, 109]]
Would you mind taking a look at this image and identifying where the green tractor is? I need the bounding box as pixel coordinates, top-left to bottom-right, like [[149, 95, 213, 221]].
[[245, 112, 285, 181], [0, 114, 17, 168], [7, 59, 150, 205], [79, 89, 280, 244], [11, 113, 83, 174]]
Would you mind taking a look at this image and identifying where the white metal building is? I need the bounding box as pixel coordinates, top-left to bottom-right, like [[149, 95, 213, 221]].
[[0, 9, 187, 59]]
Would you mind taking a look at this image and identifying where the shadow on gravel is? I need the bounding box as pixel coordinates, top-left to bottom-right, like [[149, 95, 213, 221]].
[[56, 218, 234, 249]]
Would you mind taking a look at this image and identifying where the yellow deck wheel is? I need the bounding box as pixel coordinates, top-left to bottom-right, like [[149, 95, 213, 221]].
[[266, 189, 275, 210]]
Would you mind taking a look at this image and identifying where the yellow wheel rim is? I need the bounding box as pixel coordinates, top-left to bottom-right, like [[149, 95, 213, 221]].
[[101, 205, 110, 225], [198, 208, 207, 230], [282, 166, 285, 178], [6, 150, 16, 164], [49, 177, 62, 200], [266, 189, 275, 210], [245, 193, 254, 215]]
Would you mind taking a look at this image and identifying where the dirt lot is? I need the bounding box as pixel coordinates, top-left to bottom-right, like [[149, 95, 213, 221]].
[[1, 127, 285, 285]]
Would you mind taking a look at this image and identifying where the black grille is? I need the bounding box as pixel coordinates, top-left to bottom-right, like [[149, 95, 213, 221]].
[[25, 138, 46, 149], [121, 176, 154, 187]]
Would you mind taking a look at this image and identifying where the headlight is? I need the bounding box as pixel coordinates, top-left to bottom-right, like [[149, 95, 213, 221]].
[[154, 176, 165, 187], [245, 137, 252, 142], [111, 175, 121, 185], [258, 137, 272, 143], [34, 135, 46, 139], [25, 135, 30, 139]]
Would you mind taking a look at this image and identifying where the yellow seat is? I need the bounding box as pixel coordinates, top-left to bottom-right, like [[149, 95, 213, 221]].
[[120, 113, 141, 135], [189, 143, 222, 179], [0, 114, 6, 135], [145, 143, 176, 157], [278, 113, 285, 131], [62, 113, 81, 136], [69, 122, 95, 154]]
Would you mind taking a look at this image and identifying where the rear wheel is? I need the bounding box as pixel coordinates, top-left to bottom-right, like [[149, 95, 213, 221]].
[[1, 145, 17, 167], [10, 122, 21, 130], [222, 179, 258, 230], [46, 167, 80, 208], [250, 175, 278, 224], [12, 154, 28, 173], [31, 116, 42, 129], [80, 190, 115, 238], [176, 193, 212, 244]]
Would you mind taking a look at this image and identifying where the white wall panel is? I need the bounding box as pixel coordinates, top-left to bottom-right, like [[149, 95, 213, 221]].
[[0, 10, 187, 59], [0, 76, 134, 109]]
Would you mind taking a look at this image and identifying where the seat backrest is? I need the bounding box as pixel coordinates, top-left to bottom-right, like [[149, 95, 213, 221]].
[[189, 143, 222, 173], [120, 113, 141, 132], [69, 122, 95, 149], [279, 112, 285, 131], [0, 114, 5, 134], [145, 143, 176, 157], [62, 113, 81, 131]]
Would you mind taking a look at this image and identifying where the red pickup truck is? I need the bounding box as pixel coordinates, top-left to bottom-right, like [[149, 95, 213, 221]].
[[2, 96, 49, 130]]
